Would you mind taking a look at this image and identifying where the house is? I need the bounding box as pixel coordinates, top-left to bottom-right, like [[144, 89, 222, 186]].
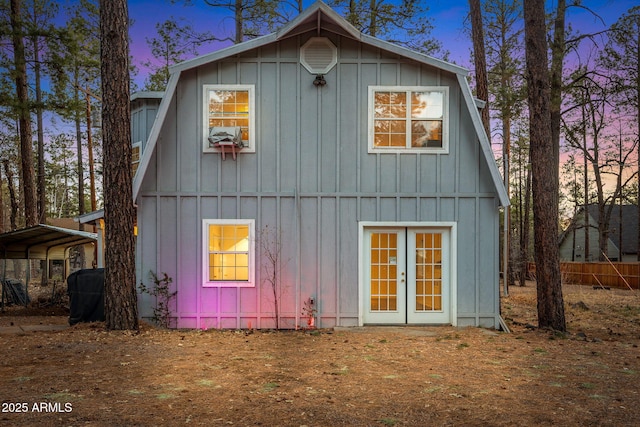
[[75, 91, 164, 269], [560, 204, 639, 262], [130, 91, 163, 177], [132, 1, 509, 329]]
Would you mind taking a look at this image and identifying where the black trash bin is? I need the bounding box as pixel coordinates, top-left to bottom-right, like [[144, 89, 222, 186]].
[[67, 268, 105, 325]]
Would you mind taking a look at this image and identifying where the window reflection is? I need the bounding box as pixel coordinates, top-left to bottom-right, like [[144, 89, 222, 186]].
[[208, 90, 250, 142], [373, 89, 444, 149]]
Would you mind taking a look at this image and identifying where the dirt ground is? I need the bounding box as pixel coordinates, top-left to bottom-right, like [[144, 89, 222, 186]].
[[0, 283, 639, 427]]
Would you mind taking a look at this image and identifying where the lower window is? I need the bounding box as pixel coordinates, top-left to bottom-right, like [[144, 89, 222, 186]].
[[202, 219, 255, 287]]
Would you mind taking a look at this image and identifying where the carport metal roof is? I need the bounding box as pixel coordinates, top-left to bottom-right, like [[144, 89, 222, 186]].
[[0, 224, 97, 260]]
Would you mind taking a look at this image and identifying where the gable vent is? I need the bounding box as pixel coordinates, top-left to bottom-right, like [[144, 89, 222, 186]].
[[300, 37, 337, 74]]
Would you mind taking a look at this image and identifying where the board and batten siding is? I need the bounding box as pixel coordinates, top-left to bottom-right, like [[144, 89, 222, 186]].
[[131, 96, 161, 151], [136, 32, 501, 329]]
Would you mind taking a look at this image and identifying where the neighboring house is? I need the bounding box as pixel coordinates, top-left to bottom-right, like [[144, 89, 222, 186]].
[[132, 1, 509, 329], [560, 204, 639, 262], [77, 92, 164, 269]]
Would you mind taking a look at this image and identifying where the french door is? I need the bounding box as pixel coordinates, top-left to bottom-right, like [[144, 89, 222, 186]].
[[362, 227, 451, 324]]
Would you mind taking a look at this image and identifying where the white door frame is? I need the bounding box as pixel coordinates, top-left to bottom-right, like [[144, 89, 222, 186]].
[[358, 221, 457, 326]]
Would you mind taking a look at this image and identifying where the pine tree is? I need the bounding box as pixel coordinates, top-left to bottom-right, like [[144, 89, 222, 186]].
[[524, 0, 565, 331], [600, 6, 640, 260], [142, 18, 212, 91], [329, 0, 444, 55], [100, 0, 139, 331], [9, 0, 38, 227]]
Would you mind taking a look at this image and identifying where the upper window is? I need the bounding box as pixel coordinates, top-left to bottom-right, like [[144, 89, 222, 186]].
[[202, 219, 255, 287], [203, 85, 255, 153], [368, 86, 448, 153]]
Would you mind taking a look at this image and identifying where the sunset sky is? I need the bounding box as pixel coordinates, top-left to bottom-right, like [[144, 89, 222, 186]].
[[126, 0, 638, 88]]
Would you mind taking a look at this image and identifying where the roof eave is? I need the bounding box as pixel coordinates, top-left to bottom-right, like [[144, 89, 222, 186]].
[[361, 34, 469, 76], [276, 1, 362, 41], [133, 71, 181, 201], [456, 74, 510, 207], [170, 33, 277, 74]]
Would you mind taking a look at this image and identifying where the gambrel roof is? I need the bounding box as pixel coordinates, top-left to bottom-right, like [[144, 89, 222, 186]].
[[132, 0, 509, 206]]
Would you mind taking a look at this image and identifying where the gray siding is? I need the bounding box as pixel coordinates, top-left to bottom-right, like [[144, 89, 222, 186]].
[[131, 97, 160, 150], [137, 31, 501, 329]]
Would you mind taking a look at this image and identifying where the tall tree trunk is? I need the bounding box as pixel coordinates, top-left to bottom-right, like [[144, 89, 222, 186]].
[[3, 160, 18, 230], [346, 0, 357, 25], [618, 131, 623, 261], [235, 0, 243, 43], [524, 0, 565, 331], [503, 116, 513, 287], [549, 0, 565, 190], [469, 0, 490, 136], [33, 33, 46, 224], [74, 73, 85, 217], [10, 0, 38, 227], [369, 0, 377, 37], [0, 166, 4, 233], [582, 104, 590, 261], [86, 90, 97, 212], [32, 28, 49, 287], [100, 0, 138, 330], [470, 0, 507, 291], [637, 28, 640, 261], [520, 165, 531, 287]]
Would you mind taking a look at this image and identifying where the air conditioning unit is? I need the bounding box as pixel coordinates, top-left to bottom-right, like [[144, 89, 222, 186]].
[[208, 126, 242, 147], [208, 126, 243, 160]]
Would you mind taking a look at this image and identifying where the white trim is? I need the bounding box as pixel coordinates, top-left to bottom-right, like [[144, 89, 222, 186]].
[[170, 2, 468, 78], [300, 37, 338, 74], [131, 140, 142, 176], [132, 71, 181, 201], [358, 221, 457, 326], [456, 74, 510, 206], [360, 33, 469, 76], [203, 84, 256, 154], [202, 219, 255, 287], [406, 228, 451, 323], [130, 91, 164, 101], [367, 86, 449, 154], [276, 1, 362, 41], [132, 1, 507, 207], [170, 33, 276, 74]]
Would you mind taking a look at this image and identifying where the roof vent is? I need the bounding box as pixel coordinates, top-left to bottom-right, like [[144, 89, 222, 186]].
[[300, 37, 337, 74]]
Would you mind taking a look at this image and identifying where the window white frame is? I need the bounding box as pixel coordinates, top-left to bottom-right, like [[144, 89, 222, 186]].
[[368, 86, 449, 154], [203, 84, 256, 153], [357, 221, 457, 326], [131, 141, 142, 178], [202, 219, 255, 287]]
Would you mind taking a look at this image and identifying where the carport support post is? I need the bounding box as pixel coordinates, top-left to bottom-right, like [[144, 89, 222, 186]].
[[1, 257, 6, 311], [25, 250, 30, 307], [45, 247, 52, 287]]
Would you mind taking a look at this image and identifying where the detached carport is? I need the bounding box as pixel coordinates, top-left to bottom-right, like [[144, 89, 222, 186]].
[[0, 224, 97, 307]]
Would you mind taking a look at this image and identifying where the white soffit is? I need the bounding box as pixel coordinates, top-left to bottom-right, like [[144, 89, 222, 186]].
[[300, 37, 337, 74]]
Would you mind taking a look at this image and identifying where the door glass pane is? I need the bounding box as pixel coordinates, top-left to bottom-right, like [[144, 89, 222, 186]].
[[370, 232, 398, 312], [414, 233, 443, 311]]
